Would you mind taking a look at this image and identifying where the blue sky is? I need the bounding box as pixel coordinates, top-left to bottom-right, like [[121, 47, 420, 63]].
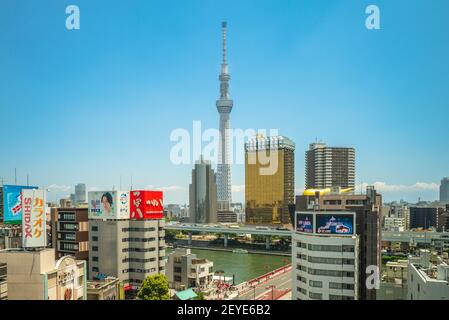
[[0, 0, 448, 204]]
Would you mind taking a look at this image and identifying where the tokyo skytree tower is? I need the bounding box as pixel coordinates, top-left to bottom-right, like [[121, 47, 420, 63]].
[[216, 21, 233, 212]]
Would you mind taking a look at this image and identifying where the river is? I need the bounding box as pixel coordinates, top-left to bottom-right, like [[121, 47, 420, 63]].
[[166, 247, 291, 285]]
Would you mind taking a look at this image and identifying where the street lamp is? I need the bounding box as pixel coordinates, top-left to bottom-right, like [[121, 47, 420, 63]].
[[266, 285, 276, 300]]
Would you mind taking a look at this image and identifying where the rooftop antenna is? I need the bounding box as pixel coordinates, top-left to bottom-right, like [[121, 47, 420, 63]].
[[14, 168, 17, 185], [130, 175, 133, 191], [27, 174, 29, 187]]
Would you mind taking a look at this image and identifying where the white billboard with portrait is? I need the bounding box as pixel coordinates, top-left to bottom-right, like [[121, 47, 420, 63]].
[[88, 191, 129, 219]]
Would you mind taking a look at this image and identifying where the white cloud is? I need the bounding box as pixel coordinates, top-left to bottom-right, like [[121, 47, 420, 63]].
[[144, 185, 184, 192], [358, 181, 439, 193], [46, 184, 71, 192], [232, 185, 245, 193]]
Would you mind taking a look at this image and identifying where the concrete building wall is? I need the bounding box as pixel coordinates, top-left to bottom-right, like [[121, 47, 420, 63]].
[[292, 232, 358, 300], [89, 219, 165, 289], [408, 262, 449, 300]]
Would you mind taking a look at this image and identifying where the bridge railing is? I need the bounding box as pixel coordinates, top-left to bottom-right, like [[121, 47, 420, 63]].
[[236, 264, 292, 295]]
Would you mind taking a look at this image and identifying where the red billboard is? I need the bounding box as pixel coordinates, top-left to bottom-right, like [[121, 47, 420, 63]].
[[130, 190, 164, 220]]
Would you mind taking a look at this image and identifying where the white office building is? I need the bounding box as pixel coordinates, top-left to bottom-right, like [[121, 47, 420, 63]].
[[292, 211, 359, 300], [407, 250, 449, 300], [384, 217, 406, 232]]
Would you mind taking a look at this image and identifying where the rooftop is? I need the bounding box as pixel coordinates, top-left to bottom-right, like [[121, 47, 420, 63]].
[[175, 288, 197, 300]]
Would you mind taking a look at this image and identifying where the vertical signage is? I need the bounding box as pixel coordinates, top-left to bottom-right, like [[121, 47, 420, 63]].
[[22, 189, 47, 247]]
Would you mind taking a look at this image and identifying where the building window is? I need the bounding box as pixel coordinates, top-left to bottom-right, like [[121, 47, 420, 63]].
[[309, 280, 323, 288], [309, 292, 322, 300], [92, 256, 98, 262], [329, 282, 354, 290], [92, 236, 98, 241], [91, 226, 98, 232], [92, 246, 98, 251]]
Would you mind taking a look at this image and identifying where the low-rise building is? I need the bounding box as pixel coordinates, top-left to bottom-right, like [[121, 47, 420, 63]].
[[166, 248, 214, 291], [378, 260, 408, 300], [86, 277, 120, 300], [0, 224, 22, 250], [407, 250, 449, 300], [0, 248, 86, 300]]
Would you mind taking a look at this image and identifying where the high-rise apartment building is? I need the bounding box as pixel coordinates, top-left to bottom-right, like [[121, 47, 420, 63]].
[[296, 186, 381, 300], [305, 143, 355, 189], [51, 207, 89, 261], [189, 158, 218, 224], [75, 183, 87, 204], [216, 21, 233, 212], [245, 135, 295, 225], [440, 178, 449, 203]]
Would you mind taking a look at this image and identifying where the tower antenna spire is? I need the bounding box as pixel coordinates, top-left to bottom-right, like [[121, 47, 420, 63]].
[[216, 21, 233, 212], [222, 21, 227, 65]]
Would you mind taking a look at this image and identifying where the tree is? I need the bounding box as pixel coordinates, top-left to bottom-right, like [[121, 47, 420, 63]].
[[194, 291, 205, 300], [137, 274, 170, 300]]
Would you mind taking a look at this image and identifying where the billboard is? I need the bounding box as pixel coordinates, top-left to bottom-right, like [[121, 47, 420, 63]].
[[296, 213, 314, 233], [2, 184, 38, 224], [130, 190, 163, 220], [315, 214, 354, 235], [22, 189, 47, 247], [88, 191, 129, 219]]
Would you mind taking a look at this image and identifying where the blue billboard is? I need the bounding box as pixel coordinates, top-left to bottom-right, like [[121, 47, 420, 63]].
[[3, 185, 38, 224], [315, 214, 354, 235], [296, 213, 314, 233]]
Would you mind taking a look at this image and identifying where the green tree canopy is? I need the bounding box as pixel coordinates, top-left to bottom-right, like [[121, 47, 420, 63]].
[[194, 291, 205, 300], [137, 274, 170, 300]]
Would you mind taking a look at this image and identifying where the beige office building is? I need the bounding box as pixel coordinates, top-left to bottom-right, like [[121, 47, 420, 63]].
[[0, 248, 86, 300], [89, 219, 166, 292]]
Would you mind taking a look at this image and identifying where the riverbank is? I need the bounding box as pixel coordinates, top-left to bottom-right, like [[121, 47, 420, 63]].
[[168, 238, 291, 256], [173, 244, 291, 257], [165, 247, 291, 284]]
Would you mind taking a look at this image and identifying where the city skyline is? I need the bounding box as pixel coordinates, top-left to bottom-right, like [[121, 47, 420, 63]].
[[1, 0, 448, 204]]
